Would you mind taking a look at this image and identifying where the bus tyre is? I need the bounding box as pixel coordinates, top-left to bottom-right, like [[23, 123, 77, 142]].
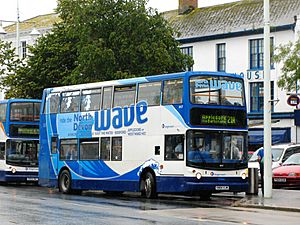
[[142, 172, 157, 199], [59, 170, 72, 194]]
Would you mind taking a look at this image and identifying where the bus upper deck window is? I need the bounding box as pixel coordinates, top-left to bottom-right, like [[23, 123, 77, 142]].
[[163, 79, 183, 105], [45, 93, 60, 114], [60, 91, 80, 113], [81, 89, 101, 112]]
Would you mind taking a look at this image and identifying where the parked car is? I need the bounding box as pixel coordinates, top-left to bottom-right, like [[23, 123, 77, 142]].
[[248, 151, 255, 160], [272, 153, 300, 188], [248, 143, 300, 183]]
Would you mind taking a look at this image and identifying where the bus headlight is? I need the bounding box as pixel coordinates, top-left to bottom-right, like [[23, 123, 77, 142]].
[[241, 173, 247, 180], [11, 168, 17, 174], [196, 172, 202, 180]]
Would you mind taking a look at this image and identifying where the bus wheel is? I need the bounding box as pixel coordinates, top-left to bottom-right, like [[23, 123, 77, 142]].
[[142, 172, 157, 199], [59, 170, 72, 194]]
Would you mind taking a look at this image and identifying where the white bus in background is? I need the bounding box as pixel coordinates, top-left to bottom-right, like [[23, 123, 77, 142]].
[[0, 99, 41, 183]]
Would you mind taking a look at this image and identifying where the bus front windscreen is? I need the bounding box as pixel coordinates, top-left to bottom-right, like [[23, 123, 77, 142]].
[[10, 102, 41, 121], [6, 140, 39, 167], [186, 130, 247, 169], [190, 76, 245, 106]]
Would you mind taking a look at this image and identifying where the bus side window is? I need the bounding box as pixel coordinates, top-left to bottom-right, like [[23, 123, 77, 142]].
[[0, 142, 5, 160], [164, 135, 184, 160], [163, 79, 183, 105], [100, 137, 110, 161], [61, 91, 80, 113], [0, 104, 7, 121], [113, 85, 136, 108], [59, 139, 78, 161], [112, 137, 122, 161], [80, 138, 99, 160], [51, 137, 58, 154], [137, 82, 161, 106], [102, 87, 112, 110], [45, 93, 60, 114], [81, 89, 101, 112]]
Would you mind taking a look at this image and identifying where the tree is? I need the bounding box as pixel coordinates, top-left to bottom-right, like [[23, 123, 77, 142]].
[[0, 40, 23, 98], [274, 37, 300, 92], [0, 0, 193, 99]]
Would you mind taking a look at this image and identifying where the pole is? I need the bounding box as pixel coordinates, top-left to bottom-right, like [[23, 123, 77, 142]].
[[263, 0, 272, 198], [16, 0, 20, 57]]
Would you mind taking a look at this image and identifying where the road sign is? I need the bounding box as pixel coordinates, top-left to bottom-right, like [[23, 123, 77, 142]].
[[287, 94, 300, 106]]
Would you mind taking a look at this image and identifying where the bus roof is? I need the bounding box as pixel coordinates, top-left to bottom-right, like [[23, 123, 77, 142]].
[[44, 71, 243, 93], [0, 99, 41, 104]]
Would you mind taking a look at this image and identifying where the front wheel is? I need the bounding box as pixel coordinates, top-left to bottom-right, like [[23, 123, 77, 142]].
[[59, 170, 72, 194], [141, 172, 157, 199]]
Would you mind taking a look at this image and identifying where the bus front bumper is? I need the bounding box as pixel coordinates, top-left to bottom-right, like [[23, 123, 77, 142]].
[[0, 171, 38, 182], [156, 176, 248, 193]]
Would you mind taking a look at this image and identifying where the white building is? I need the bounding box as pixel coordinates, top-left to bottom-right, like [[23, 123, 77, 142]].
[[1, 0, 299, 150], [166, 0, 300, 151], [0, 13, 59, 99]]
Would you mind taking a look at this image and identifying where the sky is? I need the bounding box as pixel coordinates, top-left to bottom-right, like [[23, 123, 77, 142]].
[[0, 0, 240, 23]]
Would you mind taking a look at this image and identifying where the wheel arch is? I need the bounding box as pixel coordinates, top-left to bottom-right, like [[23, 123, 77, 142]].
[[139, 167, 157, 191]]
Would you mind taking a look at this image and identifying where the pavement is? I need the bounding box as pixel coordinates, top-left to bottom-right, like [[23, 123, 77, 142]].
[[235, 188, 300, 212]]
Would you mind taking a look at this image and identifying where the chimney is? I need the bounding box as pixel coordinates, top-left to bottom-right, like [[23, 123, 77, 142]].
[[179, 0, 198, 15]]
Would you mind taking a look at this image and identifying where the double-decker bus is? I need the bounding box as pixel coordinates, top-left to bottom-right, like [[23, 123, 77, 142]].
[[39, 71, 248, 198], [0, 99, 41, 182]]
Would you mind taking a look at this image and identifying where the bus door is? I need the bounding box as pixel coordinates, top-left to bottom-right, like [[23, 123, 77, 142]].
[[161, 134, 185, 175]]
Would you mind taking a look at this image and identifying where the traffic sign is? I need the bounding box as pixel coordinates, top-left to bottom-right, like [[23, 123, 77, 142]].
[[287, 94, 300, 106]]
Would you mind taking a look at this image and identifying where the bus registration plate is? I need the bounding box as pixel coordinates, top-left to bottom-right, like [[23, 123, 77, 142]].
[[27, 177, 38, 181], [215, 186, 229, 191]]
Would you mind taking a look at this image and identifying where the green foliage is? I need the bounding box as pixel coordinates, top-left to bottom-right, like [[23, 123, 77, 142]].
[[0, 0, 193, 99], [0, 40, 23, 98], [274, 38, 300, 92]]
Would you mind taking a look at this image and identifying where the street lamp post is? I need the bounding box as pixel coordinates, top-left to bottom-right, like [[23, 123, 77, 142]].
[[16, 0, 20, 56], [263, 0, 272, 198]]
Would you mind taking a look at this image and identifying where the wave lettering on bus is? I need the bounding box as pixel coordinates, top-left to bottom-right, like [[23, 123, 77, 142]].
[[95, 101, 148, 131], [195, 79, 242, 91]]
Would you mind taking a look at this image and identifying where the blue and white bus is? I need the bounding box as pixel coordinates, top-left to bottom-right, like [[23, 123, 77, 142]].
[[0, 99, 41, 182], [39, 71, 248, 198]]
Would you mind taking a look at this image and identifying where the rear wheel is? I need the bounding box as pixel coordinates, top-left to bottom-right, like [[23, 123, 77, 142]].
[[59, 170, 72, 194], [141, 172, 157, 199]]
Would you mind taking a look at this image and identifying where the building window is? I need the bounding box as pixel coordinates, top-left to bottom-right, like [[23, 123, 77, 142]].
[[249, 38, 274, 70], [180, 46, 193, 71], [21, 41, 27, 58], [250, 81, 274, 112], [217, 43, 226, 72]]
